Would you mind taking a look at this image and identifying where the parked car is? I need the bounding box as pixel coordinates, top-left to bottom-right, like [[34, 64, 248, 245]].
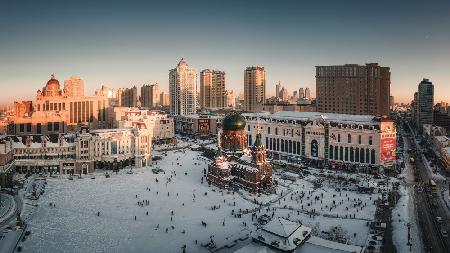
[[441, 229, 448, 238]]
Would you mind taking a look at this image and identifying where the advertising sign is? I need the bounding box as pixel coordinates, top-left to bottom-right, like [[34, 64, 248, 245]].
[[380, 137, 396, 161]]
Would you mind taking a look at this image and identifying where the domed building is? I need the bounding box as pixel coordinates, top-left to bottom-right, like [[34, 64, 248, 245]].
[[43, 74, 62, 97], [221, 111, 247, 152]]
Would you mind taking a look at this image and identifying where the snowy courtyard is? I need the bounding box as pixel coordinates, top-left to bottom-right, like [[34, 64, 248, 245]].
[[19, 148, 387, 253]]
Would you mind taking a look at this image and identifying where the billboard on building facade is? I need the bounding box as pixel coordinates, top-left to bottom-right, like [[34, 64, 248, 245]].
[[380, 136, 396, 161]]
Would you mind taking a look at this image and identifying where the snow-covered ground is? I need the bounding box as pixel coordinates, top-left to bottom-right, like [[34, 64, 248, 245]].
[[19, 148, 384, 253], [391, 134, 423, 253], [392, 184, 423, 253]]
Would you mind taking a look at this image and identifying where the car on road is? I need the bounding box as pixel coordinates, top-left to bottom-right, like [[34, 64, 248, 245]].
[[436, 217, 443, 223], [441, 229, 448, 238]]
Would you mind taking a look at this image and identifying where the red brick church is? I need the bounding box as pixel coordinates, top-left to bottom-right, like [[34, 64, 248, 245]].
[[207, 111, 272, 193]]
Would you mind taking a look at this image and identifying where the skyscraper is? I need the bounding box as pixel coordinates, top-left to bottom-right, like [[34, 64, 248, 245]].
[[316, 63, 390, 116], [304, 87, 311, 100], [276, 81, 281, 99], [160, 92, 170, 107], [226, 90, 236, 108], [119, 86, 138, 107], [414, 78, 434, 131], [244, 66, 266, 112], [141, 83, 160, 108], [199, 69, 226, 108], [299, 88, 304, 99], [64, 76, 84, 98], [169, 58, 197, 115], [279, 87, 289, 101]]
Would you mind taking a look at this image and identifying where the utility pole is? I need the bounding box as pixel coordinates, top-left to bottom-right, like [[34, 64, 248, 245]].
[[407, 222, 411, 251]]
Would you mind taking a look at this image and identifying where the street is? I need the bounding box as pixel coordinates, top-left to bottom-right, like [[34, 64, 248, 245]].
[[404, 120, 450, 253]]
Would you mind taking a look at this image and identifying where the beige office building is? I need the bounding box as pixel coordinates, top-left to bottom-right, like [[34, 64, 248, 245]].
[[199, 69, 226, 109], [244, 66, 266, 112], [316, 63, 390, 116]]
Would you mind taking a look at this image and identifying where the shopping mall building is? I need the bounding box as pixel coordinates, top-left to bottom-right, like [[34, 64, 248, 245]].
[[243, 111, 397, 173]]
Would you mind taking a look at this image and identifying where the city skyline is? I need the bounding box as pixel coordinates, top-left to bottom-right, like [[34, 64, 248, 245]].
[[1, 0, 450, 106]]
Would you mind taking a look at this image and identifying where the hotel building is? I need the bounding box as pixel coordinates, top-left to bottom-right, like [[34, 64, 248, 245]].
[[316, 63, 390, 116]]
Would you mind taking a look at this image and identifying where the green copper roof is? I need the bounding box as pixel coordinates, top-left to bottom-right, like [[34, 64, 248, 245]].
[[222, 111, 246, 131]]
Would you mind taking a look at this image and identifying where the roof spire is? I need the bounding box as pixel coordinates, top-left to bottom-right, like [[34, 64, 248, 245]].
[[216, 131, 223, 158], [254, 114, 263, 147]]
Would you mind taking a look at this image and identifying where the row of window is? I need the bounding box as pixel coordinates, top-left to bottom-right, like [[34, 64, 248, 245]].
[[247, 134, 377, 164], [335, 133, 373, 145], [329, 145, 376, 164], [247, 125, 374, 146], [18, 122, 62, 133]]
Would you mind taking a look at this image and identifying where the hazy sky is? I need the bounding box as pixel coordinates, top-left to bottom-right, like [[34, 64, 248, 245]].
[[1, 0, 449, 105]]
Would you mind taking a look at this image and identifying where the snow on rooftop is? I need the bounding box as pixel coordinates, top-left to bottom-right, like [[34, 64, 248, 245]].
[[434, 135, 449, 142], [262, 218, 302, 238], [233, 243, 276, 253], [301, 236, 364, 253], [243, 111, 379, 125], [253, 218, 312, 251]]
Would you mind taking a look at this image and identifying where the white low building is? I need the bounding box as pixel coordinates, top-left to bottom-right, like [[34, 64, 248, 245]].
[[252, 218, 312, 251], [243, 112, 397, 173], [0, 125, 153, 175], [80, 126, 152, 169], [113, 107, 174, 142]]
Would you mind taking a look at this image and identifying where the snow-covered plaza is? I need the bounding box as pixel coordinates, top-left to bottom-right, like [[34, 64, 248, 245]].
[[18, 147, 390, 253]]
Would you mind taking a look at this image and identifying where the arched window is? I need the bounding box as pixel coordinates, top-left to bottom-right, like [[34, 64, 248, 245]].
[[355, 147, 360, 162], [289, 140, 292, 153], [297, 142, 301, 155], [369, 136, 373, 145], [311, 140, 318, 157], [293, 141, 297, 154], [360, 148, 365, 163], [350, 147, 354, 162], [275, 128, 278, 135], [276, 139, 280, 151], [265, 137, 268, 148], [270, 138, 273, 150], [345, 147, 349, 161], [366, 149, 370, 163], [268, 127, 271, 134], [337, 134, 341, 142], [329, 145, 334, 159], [358, 135, 362, 144], [281, 139, 285, 152], [371, 149, 376, 164], [339, 146, 343, 160], [334, 146, 339, 160], [348, 134, 352, 143]]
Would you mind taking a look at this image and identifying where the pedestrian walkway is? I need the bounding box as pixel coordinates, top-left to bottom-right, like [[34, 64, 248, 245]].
[[0, 193, 16, 225]]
